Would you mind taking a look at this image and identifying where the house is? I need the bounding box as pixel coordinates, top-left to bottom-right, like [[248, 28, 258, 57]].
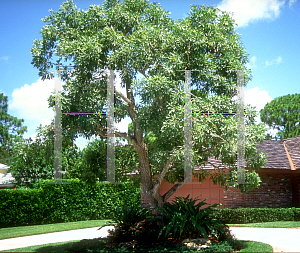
[[139, 135, 300, 209], [0, 163, 16, 189]]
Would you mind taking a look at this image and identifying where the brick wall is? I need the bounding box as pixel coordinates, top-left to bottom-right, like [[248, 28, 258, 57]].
[[223, 173, 293, 208], [140, 173, 225, 210], [140, 173, 300, 210]]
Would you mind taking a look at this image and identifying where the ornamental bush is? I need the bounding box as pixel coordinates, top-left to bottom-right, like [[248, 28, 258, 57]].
[[154, 194, 234, 242], [99, 199, 164, 244]]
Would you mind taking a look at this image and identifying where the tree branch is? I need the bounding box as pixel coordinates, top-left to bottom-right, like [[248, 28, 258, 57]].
[[139, 62, 150, 78], [114, 86, 132, 105], [211, 134, 227, 143], [94, 122, 134, 143], [151, 157, 171, 197], [151, 149, 179, 202], [162, 182, 184, 202]]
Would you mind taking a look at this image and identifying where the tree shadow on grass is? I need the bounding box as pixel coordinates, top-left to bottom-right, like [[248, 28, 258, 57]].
[[32, 236, 198, 253], [31, 237, 119, 252]]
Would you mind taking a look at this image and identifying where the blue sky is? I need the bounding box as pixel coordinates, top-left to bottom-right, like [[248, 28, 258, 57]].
[[0, 0, 299, 152]]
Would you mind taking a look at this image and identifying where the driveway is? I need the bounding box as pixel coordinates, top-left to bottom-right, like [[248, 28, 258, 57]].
[[1, 226, 300, 252], [229, 226, 300, 252]]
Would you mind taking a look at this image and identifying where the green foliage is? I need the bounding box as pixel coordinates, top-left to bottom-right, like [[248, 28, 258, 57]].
[[100, 199, 160, 243], [0, 93, 28, 165], [30, 0, 268, 205], [155, 194, 233, 242], [7, 118, 141, 188], [0, 179, 141, 227], [0, 188, 47, 228], [201, 240, 234, 253], [260, 93, 300, 140], [7, 122, 80, 188], [68, 136, 141, 186], [213, 207, 300, 224]]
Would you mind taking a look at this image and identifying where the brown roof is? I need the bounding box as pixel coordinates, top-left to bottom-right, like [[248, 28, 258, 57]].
[[198, 135, 300, 170], [282, 135, 300, 170], [124, 135, 300, 175], [255, 139, 292, 170]]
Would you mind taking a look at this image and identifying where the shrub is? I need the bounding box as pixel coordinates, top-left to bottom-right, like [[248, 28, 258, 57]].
[[154, 194, 234, 242], [99, 199, 161, 244], [201, 240, 234, 253]]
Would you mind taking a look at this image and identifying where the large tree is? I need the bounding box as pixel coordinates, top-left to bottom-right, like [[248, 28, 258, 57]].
[[0, 93, 28, 166], [31, 0, 267, 218], [260, 93, 300, 140]]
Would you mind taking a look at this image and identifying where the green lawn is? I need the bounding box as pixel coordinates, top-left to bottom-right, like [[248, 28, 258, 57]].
[[0, 220, 118, 240], [0, 239, 273, 252], [227, 220, 300, 228], [1, 220, 300, 240], [1, 219, 294, 252]]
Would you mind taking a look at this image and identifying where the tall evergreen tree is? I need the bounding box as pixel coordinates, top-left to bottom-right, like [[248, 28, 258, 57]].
[[0, 93, 27, 166], [260, 93, 300, 140]]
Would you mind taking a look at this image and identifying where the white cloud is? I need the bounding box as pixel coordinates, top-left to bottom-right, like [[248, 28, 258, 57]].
[[9, 78, 58, 124], [8, 71, 132, 149], [0, 56, 9, 61], [289, 0, 297, 8], [244, 87, 280, 137], [8, 78, 61, 144], [246, 56, 257, 70], [217, 0, 285, 27], [244, 87, 272, 121], [265, 56, 282, 66]]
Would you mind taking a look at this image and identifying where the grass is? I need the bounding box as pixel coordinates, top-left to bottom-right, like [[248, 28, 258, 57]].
[[1, 219, 300, 240], [0, 220, 118, 240], [1, 219, 293, 252], [238, 241, 274, 252], [227, 220, 300, 228], [0, 238, 273, 253]]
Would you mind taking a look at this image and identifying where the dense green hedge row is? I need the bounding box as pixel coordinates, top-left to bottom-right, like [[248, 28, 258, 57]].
[[0, 179, 141, 228], [213, 207, 300, 224], [2, 179, 300, 228]]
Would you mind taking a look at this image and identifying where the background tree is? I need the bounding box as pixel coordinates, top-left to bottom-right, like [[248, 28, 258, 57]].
[[8, 121, 80, 188], [0, 93, 27, 166], [65, 134, 141, 187], [8, 119, 141, 188], [31, 0, 267, 221], [260, 93, 300, 140], [264, 133, 280, 141]]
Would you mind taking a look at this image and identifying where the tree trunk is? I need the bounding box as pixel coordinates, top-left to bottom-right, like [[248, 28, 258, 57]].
[[129, 117, 184, 231]]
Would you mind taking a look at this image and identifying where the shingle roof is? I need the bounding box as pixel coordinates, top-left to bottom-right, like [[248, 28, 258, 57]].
[[282, 135, 300, 170], [256, 139, 292, 170], [125, 135, 300, 175], [200, 135, 300, 170]]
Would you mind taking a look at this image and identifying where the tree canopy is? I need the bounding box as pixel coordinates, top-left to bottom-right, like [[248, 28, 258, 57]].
[[260, 93, 300, 140], [31, 0, 267, 211], [8, 120, 141, 188], [0, 93, 27, 166], [8, 122, 80, 188]]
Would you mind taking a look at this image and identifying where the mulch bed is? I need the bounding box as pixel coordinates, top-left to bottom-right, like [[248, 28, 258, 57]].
[[102, 235, 222, 248]]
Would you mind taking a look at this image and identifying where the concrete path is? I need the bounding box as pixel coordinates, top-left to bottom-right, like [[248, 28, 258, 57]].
[[0, 226, 115, 252], [229, 226, 300, 252], [1, 226, 300, 252]]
